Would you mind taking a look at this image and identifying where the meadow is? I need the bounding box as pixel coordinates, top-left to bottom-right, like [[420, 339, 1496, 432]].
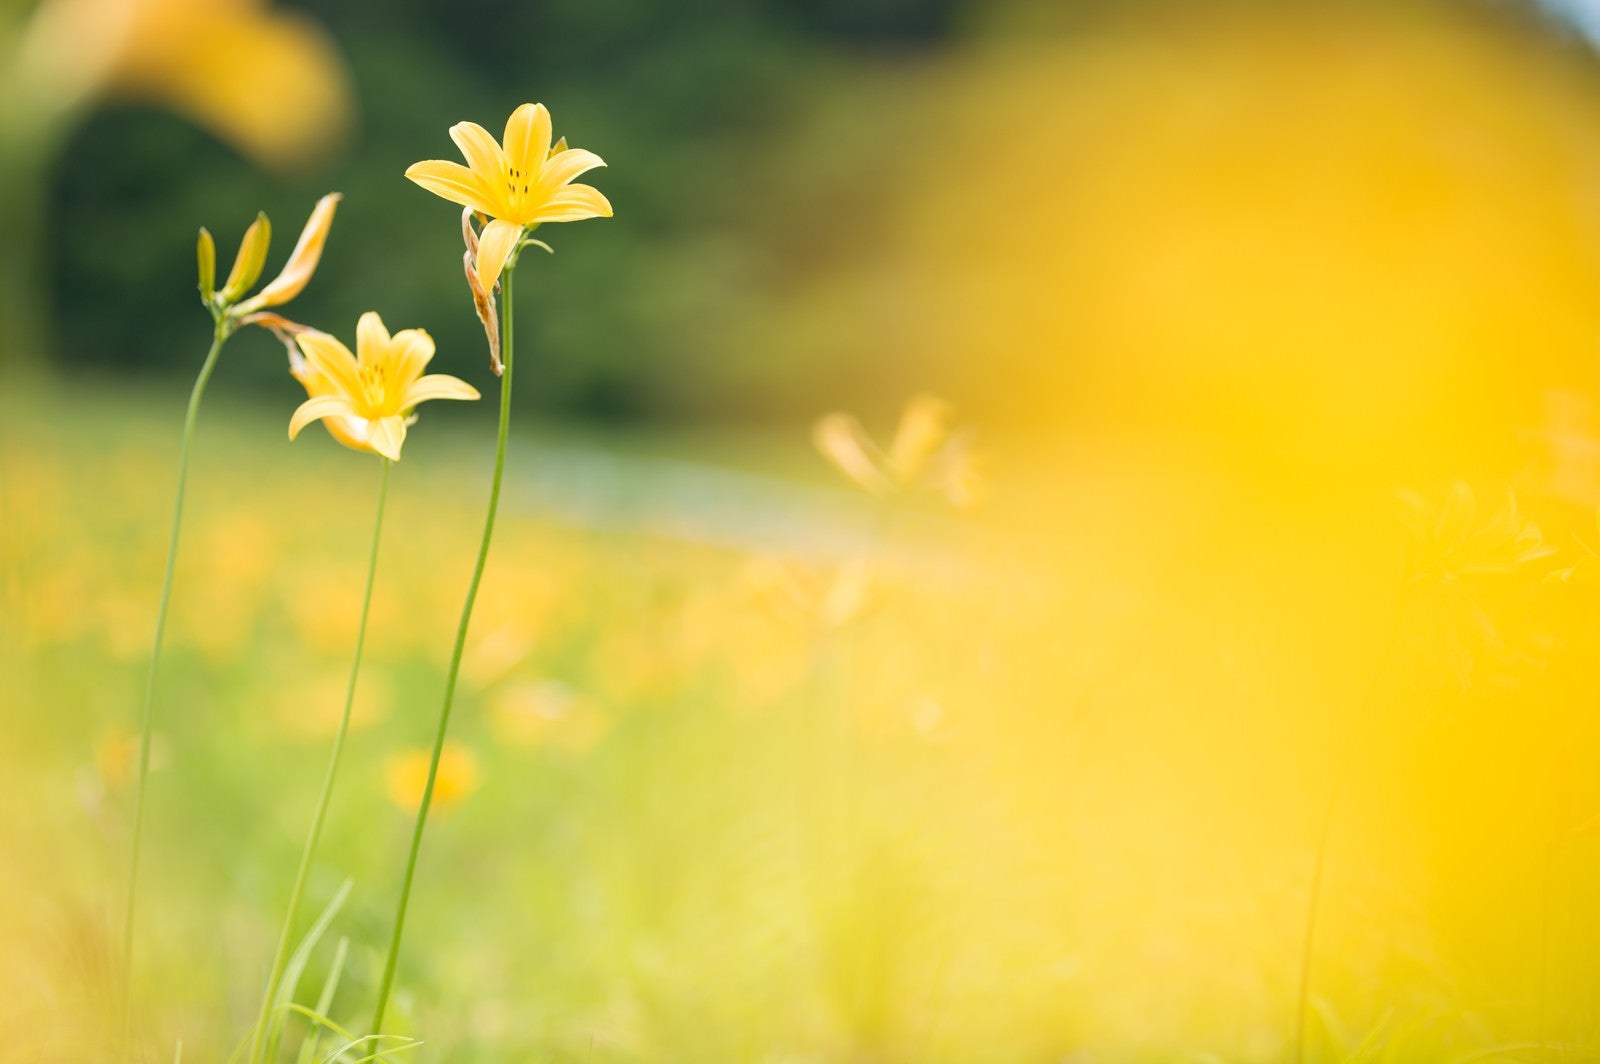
[[13, 0, 1600, 1060], [9, 373, 1600, 1061]]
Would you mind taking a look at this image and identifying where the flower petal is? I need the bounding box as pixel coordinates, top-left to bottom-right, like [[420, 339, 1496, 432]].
[[321, 416, 375, 454], [403, 373, 481, 407], [886, 394, 954, 484], [295, 331, 361, 398], [389, 328, 436, 385], [239, 192, 341, 311], [368, 416, 408, 461], [538, 148, 605, 193], [813, 413, 894, 495], [503, 103, 552, 179], [356, 311, 391, 366], [449, 121, 506, 184], [289, 394, 358, 440], [474, 218, 522, 294], [531, 183, 613, 224], [405, 159, 498, 216]]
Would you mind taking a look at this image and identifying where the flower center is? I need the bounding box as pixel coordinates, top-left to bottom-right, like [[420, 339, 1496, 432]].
[[358, 361, 393, 414], [505, 165, 535, 218]]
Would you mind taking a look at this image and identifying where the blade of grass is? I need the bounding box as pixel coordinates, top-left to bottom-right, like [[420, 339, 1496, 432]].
[[296, 937, 349, 1064], [262, 879, 352, 1060]]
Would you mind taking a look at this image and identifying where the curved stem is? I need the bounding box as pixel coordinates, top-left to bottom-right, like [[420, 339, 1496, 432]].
[[123, 323, 230, 1051], [371, 263, 517, 1035], [249, 457, 392, 1064]]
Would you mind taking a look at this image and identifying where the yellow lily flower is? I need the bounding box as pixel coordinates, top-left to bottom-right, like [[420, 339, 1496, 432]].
[[287, 312, 480, 462], [404, 102, 612, 292]]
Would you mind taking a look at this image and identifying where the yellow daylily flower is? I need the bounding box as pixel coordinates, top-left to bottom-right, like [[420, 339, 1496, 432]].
[[287, 312, 480, 462], [404, 102, 612, 292]]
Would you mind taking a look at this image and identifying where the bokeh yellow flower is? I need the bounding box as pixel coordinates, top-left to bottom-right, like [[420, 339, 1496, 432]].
[[405, 102, 612, 292], [288, 312, 479, 461], [385, 743, 479, 813], [1401, 482, 1556, 582], [814, 394, 983, 509], [490, 679, 607, 752], [14, 0, 352, 169]]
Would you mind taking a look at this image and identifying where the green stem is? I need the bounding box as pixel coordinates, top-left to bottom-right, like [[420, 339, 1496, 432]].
[[370, 263, 517, 1036], [250, 457, 392, 1064], [123, 322, 231, 1051]]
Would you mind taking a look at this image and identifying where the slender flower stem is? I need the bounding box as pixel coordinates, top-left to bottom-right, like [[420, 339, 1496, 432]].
[[1291, 581, 1410, 1064], [249, 457, 392, 1064], [371, 263, 517, 1036], [123, 321, 230, 1050]]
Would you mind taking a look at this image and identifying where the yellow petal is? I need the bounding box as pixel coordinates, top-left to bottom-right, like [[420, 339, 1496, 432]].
[[368, 416, 408, 462], [356, 311, 391, 364], [473, 218, 522, 294], [449, 121, 506, 184], [405, 159, 498, 216], [318, 415, 374, 455], [812, 414, 894, 496], [295, 330, 361, 398], [549, 136, 568, 157], [289, 394, 358, 440], [531, 184, 613, 224], [238, 192, 340, 311], [219, 212, 271, 303], [503, 103, 552, 178], [886, 394, 955, 484], [388, 328, 436, 385], [538, 148, 605, 192], [403, 374, 481, 407]]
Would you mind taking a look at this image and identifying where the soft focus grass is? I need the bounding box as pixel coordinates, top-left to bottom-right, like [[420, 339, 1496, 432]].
[[8, 376, 1600, 1063]]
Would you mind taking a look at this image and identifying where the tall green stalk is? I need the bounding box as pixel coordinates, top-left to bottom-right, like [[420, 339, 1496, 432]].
[[123, 319, 232, 1047], [250, 457, 392, 1064], [371, 262, 518, 1036]]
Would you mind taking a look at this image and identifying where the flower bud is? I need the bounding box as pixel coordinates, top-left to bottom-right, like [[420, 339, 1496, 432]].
[[196, 227, 216, 302], [237, 193, 341, 313], [218, 212, 272, 305]]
